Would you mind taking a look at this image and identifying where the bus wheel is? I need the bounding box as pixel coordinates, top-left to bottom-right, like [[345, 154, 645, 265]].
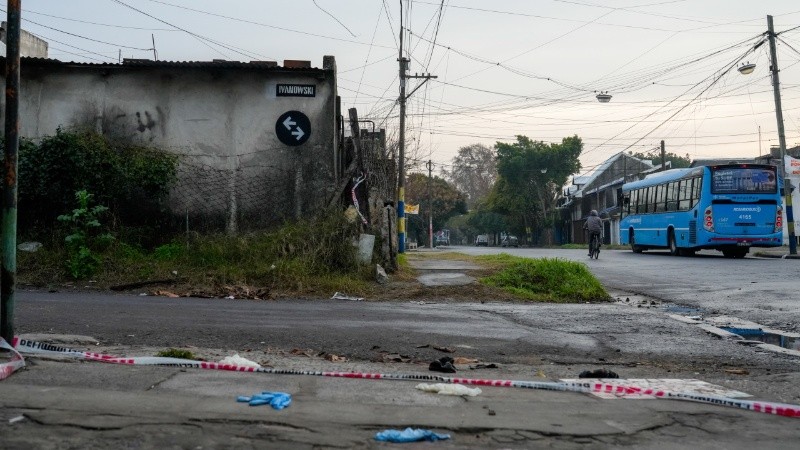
[[668, 230, 679, 256], [630, 230, 643, 253]]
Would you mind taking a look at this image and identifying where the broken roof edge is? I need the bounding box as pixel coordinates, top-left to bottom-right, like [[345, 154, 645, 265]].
[[7, 56, 335, 72]]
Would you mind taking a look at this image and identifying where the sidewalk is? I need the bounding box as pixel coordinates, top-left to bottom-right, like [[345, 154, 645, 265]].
[[3, 337, 800, 448], [753, 246, 800, 259]]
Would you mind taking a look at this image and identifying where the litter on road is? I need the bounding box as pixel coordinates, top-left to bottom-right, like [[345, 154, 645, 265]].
[[330, 292, 364, 301], [236, 391, 292, 410], [219, 354, 261, 368], [374, 427, 451, 443], [416, 383, 482, 396], [429, 356, 456, 373]]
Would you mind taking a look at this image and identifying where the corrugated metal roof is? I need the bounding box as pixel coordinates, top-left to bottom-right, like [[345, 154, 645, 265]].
[[11, 56, 328, 72]]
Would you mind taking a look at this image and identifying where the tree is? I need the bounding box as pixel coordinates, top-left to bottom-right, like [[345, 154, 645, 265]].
[[629, 149, 691, 169], [491, 135, 583, 245], [441, 143, 497, 208], [405, 172, 468, 245]]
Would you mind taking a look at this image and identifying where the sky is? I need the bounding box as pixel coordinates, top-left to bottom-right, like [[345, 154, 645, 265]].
[[15, 0, 800, 178]]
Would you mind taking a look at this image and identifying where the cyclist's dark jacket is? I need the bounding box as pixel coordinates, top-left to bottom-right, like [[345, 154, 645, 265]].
[[584, 216, 603, 233]]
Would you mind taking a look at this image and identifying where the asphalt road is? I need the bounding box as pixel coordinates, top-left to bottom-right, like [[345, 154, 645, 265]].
[[455, 246, 800, 331], [7, 247, 800, 448]]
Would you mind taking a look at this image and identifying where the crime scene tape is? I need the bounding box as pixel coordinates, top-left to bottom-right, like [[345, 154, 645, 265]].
[[0, 338, 26, 381], [7, 337, 800, 419]]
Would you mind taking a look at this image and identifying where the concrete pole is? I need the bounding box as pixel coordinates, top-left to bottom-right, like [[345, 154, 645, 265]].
[[397, 1, 407, 253], [660, 140, 666, 171], [2, 0, 21, 342], [767, 15, 797, 254]]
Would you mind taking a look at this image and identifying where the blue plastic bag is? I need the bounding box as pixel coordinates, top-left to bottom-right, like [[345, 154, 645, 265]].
[[236, 391, 292, 410], [374, 427, 451, 443]]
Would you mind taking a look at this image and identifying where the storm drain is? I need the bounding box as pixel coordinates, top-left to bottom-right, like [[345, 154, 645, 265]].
[[721, 328, 800, 351]]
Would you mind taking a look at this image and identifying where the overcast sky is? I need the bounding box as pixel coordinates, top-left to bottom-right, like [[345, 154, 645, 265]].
[[16, 0, 800, 177]]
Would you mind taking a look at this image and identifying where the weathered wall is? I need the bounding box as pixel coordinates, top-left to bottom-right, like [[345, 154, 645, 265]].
[[1, 23, 49, 58], [4, 58, 339, 231]]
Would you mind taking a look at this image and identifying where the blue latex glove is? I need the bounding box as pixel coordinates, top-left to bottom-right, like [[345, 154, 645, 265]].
[[236, 391, 292, 410], [374, 427, 451, 443]]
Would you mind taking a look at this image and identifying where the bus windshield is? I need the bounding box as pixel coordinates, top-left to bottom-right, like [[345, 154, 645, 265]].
[[711, 166, 777, 194]]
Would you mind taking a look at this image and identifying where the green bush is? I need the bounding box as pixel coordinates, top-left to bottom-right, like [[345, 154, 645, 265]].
[[480, 255, 609, 302], [57, 190, 114, 279], [17, 128, 178, 232]]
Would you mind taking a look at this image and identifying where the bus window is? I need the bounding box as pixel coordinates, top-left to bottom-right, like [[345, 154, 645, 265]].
[[678, 179, 691, 210], [631, 189, 639, 214], [655, 184, 666, 212], [666, 182, 677, 211], [692, 176, 702, 206]]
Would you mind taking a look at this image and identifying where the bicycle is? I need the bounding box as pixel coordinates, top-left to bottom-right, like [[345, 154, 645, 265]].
[[588, 232, 601, 259]]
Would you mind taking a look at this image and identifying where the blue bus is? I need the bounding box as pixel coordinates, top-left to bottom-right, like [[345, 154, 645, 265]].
[[619, 164, 783, 258]]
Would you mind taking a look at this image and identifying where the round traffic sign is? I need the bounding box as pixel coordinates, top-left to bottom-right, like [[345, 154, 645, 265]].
[[275, 111, 311, 146]]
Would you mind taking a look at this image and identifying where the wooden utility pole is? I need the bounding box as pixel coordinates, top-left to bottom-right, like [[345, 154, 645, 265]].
[[427, 160, 433, 249], [660, 140, 666, 171], [2, 0, 21, 342], [397, 0, 436, 253], [767, 15, 797, 254]]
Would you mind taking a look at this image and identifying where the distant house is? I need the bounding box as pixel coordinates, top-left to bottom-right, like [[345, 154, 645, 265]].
[[559, 152, 655, 245]]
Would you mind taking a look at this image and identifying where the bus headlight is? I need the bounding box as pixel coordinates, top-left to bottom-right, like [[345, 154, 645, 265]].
[[703, 206, 714, 232], [775, 206, 783, 233]]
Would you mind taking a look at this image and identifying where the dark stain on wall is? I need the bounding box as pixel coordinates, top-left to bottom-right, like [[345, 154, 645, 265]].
[[136, 111, 156, 133]]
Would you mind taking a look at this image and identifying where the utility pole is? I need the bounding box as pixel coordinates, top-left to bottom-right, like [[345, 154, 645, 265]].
[[2, 0, 21, 343], [397, 0, 436, 253], [767, 15, 797, 255], [660, 140, 666, 171], [427, 159, 433, 249]]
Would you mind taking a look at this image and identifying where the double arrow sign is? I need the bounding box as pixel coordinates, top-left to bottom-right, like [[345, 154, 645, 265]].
[[275, 110, 311, 147], [282, 116, 305, 141]]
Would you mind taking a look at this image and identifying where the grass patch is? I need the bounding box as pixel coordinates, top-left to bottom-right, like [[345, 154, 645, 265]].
[[156, 348, 197, 359], [478, 255, 610, 303], [19, 211, 374, 298]]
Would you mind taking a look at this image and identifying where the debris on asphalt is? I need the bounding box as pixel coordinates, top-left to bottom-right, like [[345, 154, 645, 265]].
[[324, 353, 347, 362], [470, 363, 499, 370], [416, 383, 482, 396], [289, 348, 316, 357], [237, 391, 292, 409], [331, 291, 364, 301], [578, 368, 619, 379], [154, 290, 180, 298], [432, 345, 455, 353], [416, 344, 430, 348], [725, 368, 750, 375], [374, 427, 451, 443], [453, 357, 479, 365], [429, 356, 457, 373], [219, 354, 261, 368], [381, 353, 412, 363], [8, 415, 25, 424]]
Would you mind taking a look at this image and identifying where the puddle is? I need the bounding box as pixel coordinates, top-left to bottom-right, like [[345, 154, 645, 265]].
[[721, 327, 800, 351]]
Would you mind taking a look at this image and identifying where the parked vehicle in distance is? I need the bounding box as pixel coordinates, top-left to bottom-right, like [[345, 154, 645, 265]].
[[501, 235, 519, 247], [620, 164, 783, 258], [434, 230, 450, 246], [475, 234, 489, 246]]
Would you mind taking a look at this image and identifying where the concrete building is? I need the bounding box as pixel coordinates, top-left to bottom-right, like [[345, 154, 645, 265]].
[[0, 22, 48, 58], [559, 152, 654, 244], [1, 56, 341, 232]]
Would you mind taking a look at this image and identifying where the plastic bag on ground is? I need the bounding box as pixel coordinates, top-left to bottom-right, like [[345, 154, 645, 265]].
[[219, 354, 261, 368], [374, 427, 451, 443], [416, 383, 482, 396]]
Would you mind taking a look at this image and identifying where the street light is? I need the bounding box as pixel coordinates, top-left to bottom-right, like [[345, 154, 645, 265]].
[[595, 91, 612, 103], [737, 62, 756, 75], [738, 16, 797, 255]]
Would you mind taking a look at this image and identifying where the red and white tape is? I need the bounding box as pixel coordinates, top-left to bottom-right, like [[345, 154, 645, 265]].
[[0, 338, 26, 381], [6, 337, 800, 419]]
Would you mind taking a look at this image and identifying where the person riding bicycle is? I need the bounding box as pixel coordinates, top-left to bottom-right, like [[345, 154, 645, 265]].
[[583, 210, 603, 256]]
